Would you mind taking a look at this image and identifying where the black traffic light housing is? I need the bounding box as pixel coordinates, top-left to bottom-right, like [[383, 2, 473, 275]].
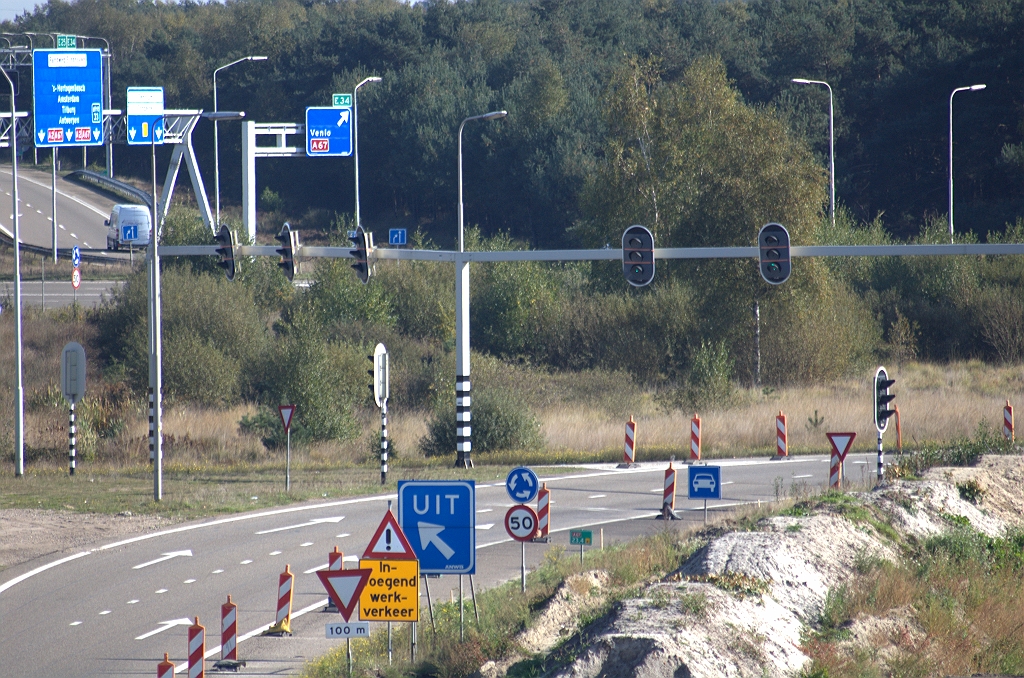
[[350, 225, 373, 284], [275, 222, 300, 281], [213, 225, 237, 281], [874, 366, 896, 433], [622, 225, 655, 287], [758, 222, 791, 285]]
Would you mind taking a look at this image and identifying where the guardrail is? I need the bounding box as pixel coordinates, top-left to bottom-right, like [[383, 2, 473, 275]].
[[66, 170, 153, 208]]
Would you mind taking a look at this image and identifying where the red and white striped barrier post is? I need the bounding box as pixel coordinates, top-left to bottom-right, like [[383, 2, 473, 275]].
[[221, 595, 237, 660], [663, 463, 676, 512], [188, 617, 205, 678], [690, 414, 701, 462], [775, 411, 788, 458], [829, 451, 841, 490], [535, 483, 550, 541], [157, 653, 174, 678], [624, 416, 637, 464], [325, 546, 344, 611], [264, 565, 294, 636], [1004, 400, 1014, 443]]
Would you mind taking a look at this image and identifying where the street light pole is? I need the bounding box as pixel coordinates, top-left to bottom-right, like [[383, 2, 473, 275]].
[[793, 78, 835, 225], [353, 76, 381, 229], [213, 56, 267, 227], [949, 84, 986, 242], [455, 110, 507, 469], [1, 68, 24, 476]]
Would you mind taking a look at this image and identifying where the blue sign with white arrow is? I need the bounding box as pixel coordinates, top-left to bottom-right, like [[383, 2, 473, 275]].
[[305, 106, 352, 156], [389, 229, 407, 246], [506, 466, 540, 504], [398, 480, 475, 574], [688, 465, 722, 500], [32, 49, 104, 148]]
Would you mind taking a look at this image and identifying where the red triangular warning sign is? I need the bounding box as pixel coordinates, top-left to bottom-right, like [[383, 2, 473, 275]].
[[362, 511, 416, 560], [316, 568, 371, 621], [826, 432, 857, 462], [278, 405, 296, 433]]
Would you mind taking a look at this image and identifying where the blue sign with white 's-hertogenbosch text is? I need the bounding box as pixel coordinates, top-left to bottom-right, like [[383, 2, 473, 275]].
[[33, 49, 104, 148], [305, 106, 352, 156], [398, 480, 475, 574], [506, 467, 540, 504], [688, 465, 722, 500]]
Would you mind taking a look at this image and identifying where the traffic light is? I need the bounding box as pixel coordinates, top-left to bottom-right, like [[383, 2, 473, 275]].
[[350, 225, 373, 284], [874, 366, 896, 433], [275, 222, 300, 281], [622, 225, 655, 287], [758, 222, 791, 285], [213, 225, 237, 281]]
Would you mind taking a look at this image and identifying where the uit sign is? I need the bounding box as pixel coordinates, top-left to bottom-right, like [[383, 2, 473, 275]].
[[358, 559, 419, 621]]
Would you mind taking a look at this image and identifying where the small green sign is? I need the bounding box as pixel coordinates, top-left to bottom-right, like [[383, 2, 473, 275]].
[[56, 35, 76, 49], [570, 530, 592, 546], [333, 93, 352, 108]]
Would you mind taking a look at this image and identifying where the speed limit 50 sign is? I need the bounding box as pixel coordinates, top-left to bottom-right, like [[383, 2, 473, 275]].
[[505, 505, 538, 542]]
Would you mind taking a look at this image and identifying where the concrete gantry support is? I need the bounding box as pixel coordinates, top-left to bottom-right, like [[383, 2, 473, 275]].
[[241, 121, 304, 243]]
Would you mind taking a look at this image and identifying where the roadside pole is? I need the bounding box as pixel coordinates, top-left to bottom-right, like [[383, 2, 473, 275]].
[[150, 134, 164, 501], [4, 66, 25, 477], [51, 147, 58, 263]]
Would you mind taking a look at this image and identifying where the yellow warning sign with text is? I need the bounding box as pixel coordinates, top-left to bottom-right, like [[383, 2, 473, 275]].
[[358, 559, 419, 621]]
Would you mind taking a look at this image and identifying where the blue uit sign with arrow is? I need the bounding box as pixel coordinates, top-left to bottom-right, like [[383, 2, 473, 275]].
[[306, 106, 352, 156], [398, 480, 475, 574], [33, 49, 104, 148]]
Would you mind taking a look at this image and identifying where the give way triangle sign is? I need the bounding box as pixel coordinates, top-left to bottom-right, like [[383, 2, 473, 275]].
[[826, 432, 857, 462], [316, 568, 371, 621], [362, 511, 416, 560], [278, 405, 296, 433]]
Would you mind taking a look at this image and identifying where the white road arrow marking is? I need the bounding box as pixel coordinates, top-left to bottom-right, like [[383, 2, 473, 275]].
[[417, 522, 455, 559], [135, 618, 193, 641], [255, 516, 345, 535], [475, 523, 494, 530], [132, 549, 192, 570]]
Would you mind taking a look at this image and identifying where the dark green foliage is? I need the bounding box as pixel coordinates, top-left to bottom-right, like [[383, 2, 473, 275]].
[[421, 386, 542, 457]]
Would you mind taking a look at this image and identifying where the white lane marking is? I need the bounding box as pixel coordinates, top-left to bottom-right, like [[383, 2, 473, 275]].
[[335, 533, 350, 538], [35, 209, 41, 214], [212, 569, 224, 574], [722, 481, 735, 485], [171, 598, 329, 675], [0, 168, 112, 217], [59, 224, 66, 230], [853, 461, 867, 464], [269, 551, 282, 556], [240, 560, 253, 565], [127, 600, 139, 604], [343, 555, 358, 563], [133, 550, 192, 569], [475, 523, 494, 530], [70, 233, 78, 238], [47, 216, 52, 221], [99, 610, 111, 615], [588, 494, 607, 499], [650, 488, 663, 492], [135, 618, 193, 641], [254, 515, 345, 535], [25, 203, 30, 207], [583, 507, 612, 512], [304, 563, 328, 574], [791, 475, 813, 479], [83, 241, 90, 247], [0, 551, 89, 595], [183, 579, 196, 584], [70, 621, 82, 626], [476, 508, 492, 514], [300, 542, 313, 547], [155, 589, 168, 594]]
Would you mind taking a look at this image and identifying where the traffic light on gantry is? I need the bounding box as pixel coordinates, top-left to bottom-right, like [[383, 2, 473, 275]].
[[350, 225, 373, 284], [214, 225, 237, 281], [874, 366, 896, 433], [622, 225, 655, 287], [758, 223, 791, 285], [275, 222, 300, 281]]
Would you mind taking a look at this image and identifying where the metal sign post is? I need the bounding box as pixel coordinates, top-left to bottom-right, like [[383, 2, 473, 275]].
[[150, 131, 164, 501], [61, 342, 86, 475], [279, 405, 296, 491]]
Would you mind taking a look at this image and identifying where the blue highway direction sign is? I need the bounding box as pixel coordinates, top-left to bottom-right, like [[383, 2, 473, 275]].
[[126, 87, 164, 146], [306, 106, 352, 156], [33, 49, 104, 148], [688, 465, 721, 500], [506, 466, 540, 504], [389, 229, 407, 246], [398, 480, 475, 574]]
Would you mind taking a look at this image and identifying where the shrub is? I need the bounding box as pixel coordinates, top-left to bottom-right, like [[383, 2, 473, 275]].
[[683, 340, 733, 410], [421, 387, 543, 457]]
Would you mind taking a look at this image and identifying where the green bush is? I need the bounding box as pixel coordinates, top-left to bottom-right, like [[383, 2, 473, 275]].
[[683, 340, 733, 410], [239, 406, 310, 449], [421, 387, 543, 457]]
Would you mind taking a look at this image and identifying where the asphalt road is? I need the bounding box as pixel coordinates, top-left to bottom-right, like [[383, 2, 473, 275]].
[[0, 279, 120, 309], [0, 165, 119, 253], [0, 455, 860, 677]]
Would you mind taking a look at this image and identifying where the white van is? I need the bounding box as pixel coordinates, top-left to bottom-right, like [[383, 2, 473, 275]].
[[105, 204, 152, 250]]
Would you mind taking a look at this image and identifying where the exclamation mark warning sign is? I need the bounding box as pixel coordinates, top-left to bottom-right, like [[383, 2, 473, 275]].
[[363, 511, 415, 559], [385, 528, 392, 551]]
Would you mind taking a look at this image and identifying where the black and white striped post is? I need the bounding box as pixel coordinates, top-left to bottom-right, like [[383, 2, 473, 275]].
[[380, 400, 388, 484], [370, 343, 390, 484], [68, 404, 76, 475]]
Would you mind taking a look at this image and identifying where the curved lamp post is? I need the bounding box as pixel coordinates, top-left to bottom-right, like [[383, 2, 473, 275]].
[[213, 55, 267, 227], [949, 84, 985, 242], [793, 78, 835, 226], [353, 76, 382, 229], [454, 110, 507, 468]]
